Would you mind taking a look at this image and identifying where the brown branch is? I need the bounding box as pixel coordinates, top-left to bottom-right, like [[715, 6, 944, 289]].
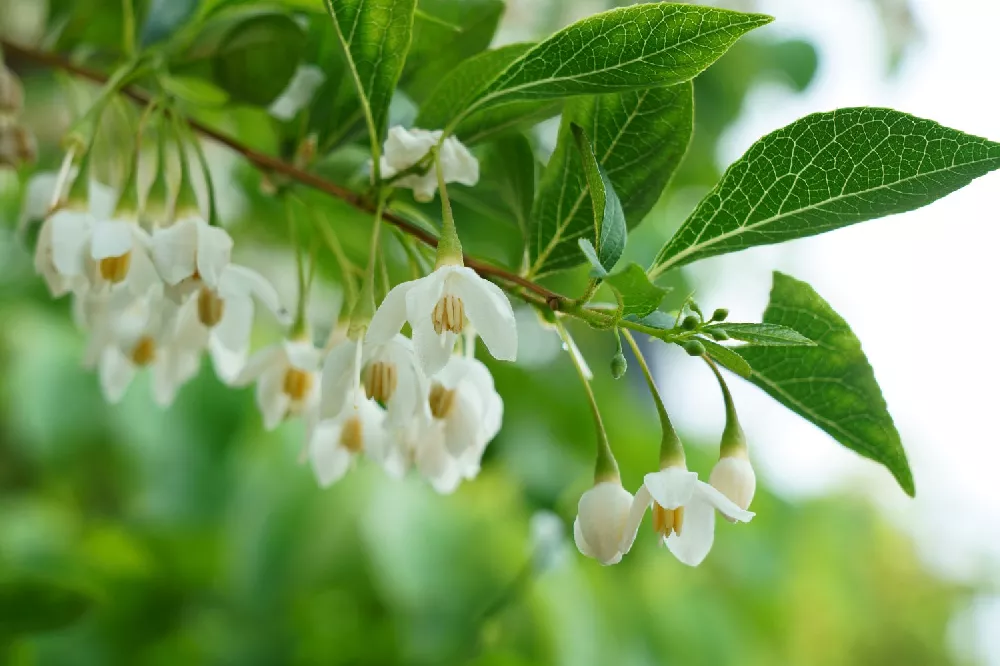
[[2, 39, 565, 307]]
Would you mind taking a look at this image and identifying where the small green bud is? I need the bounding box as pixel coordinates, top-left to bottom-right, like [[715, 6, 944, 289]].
[[689, 302, 703, 319], [681, 315, 699, 330], [711, 308, 729, 322], [709, 329, 730, 341], [682, 340, 706, 357], [611, 352, 627, 379]]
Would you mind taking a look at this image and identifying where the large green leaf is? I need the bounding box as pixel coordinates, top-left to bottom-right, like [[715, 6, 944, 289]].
[[651, 108, 1000, 276], [482, 133, 537, 234], [212, 13, 305, 106], [324, 0, 417, 157], [740, 272, 914, 496], [442, 4, 770, 133], [529, 83, 693, 277], [402, 0, 504, 103], [0, 578, 93, 634], [416, 44, 562, 144], [605, 263, 667, 318]]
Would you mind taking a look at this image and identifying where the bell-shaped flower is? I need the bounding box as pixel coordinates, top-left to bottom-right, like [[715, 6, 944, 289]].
[[151, 215, 233, 288], [624, 466, 754, 567], [35, 206, 96, 296], [709, 455, 756, 512], [367, 265, 517, 375], [573, 480, 636, 566], [233, 338, 323, 431], [88, 216, 161, 295], [378, 126, 478, 202], [308, 388, 386, 487], [96, 286, 202, 407]]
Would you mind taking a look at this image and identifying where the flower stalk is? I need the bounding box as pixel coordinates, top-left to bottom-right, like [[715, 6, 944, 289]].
[[621, 329, 685, 468]]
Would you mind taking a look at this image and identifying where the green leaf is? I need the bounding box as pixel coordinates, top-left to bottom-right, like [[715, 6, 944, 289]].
[[605, 263, 668, 318], [141, 0, 198, 47], [704, 322, 815, 346], [699, 338, 752, 379], [577, 239, 607, 278], [444, 4, 771, 132], [0, 578, 93, 635], [740, 272, 914, 496], [324, 0, 418, 154], [416, 44, 562, 144], [212, 13, 305, 106], [161, 74, 230, 107], [402, 0, 504, 103], [651, 108, 1000, 276], [482, 134, 537, 234], [571, 123, 626, 273], [529, 83, 693, 276]]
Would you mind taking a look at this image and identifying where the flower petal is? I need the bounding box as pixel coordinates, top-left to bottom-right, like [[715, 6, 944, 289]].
[[233, 344, 281, 386], [213, 293, 254, 355], [125, 245, 162, 297], [49, 210, 92, 277], [283, 338, 322, 371], [620, 484, 651, 555], [151, 220, 198, 285], [219, 264, 288, 322], [643, 467, 698, 510], [195, 222, 233, 287], [573, 517, 597, 560], [412, 315, 456, 377], [320, 339, 361, 420], [209, 334, 247, 385], [440, 136, 479, 186], [576, 481, 633, 565], [442, 388, 482, 458], [692, 480, 755, 523], [666, 493, 717, 567], [256, 365, 289, 430], [90, 219, 133, 260], [309, 421, 352, 487], [449, 268, 517, 362], [366, 280, 415, 347], [98, 346, 135, 404]]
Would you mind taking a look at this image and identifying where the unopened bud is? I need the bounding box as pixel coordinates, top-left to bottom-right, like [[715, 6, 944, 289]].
[[610, 352, 627, 379], [708, 329, 730, 341], [681, 315, 699, 330], [682, 340, 705, 357], [711, 308, 729, 322], [689, 302, 703, 318], [709, 456, 756, 512], [0, 64, 24, 116]]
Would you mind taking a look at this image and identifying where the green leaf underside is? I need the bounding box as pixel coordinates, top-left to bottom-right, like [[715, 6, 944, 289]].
[[416, 44, 562, 144], [740, 272, 914, 496], [571, 124, 626, 272], [606, 263, 668, 317], [578, 239, 607, 278], [0, 578, 92, 634], [652, 107, 1000, 275], [449, 4, 771, 130], [529, 83, 694, 277], [700, 338, 752, 378], [324, 0, 417, 152], [704, 322, 815, 346]]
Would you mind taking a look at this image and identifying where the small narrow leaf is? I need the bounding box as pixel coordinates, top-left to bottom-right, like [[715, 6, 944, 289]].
[[699, 338, 752, 379], [571, 124, 626, 273], [740, 272, 914, 496], [703, 322, 815, 346], [577, 239, 607, 278], [530, 83, 693, 276], [605, 263, 668, 318], [652, 108, 1000, 276]]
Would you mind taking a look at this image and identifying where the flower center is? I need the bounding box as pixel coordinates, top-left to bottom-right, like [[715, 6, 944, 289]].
[[282, 368, 313, 401], [364, 361, 397, 403], [428, 382, 457, 419], [197, 287, 225, 327], [340, 415, 364, 453], [130, 335, 157, 367], [432, 294, 465, 335], [98, 252, 132, 283], [651, 503, 685, 539]]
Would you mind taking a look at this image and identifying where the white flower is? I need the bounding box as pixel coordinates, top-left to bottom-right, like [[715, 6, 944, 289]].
[[321, 334, 426, 426], [96, 286, 201, 407], [35, 207, 94, 296], [151, 215, 232, 288], [427, 355, 502, 478], [709, 456, 756, 512], [87, 216, 161, 295], [234, 338, 322, 431], [573, 480, 636, 566], [367, 265, 517, 375], [379, 126, 478, 202], [624, 466, 754, 567], [308, 388, 386, 487]]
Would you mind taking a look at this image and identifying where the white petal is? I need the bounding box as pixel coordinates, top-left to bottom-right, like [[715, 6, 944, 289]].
[[440, 136, 479, 186], [283, 338, 321, 371], [209, 334, 247, 385], [620, 484, 651, 555], [98, 346, 135, 404], [666, 494, 717, 567], [576, 481, 633, 565], [382, 126, 439, 174], [709, 457, 757, 511], [309, 421, 352, 487], [442, 389, 483, 458], [573, 517, 598, 560], [642, 467, 699, 510], [366, 280, 415, 347], [219, 264, 287, 322], [320, 339, 361, 420], [233, 344, 281, 386], [49, 209, 92, 277], [692, 480, 755, 523], [256, 365, 289, 430], [88, 180, 117, 219], [213, 293, 254, 354], [151, 352, 199, 408], [415, 423, 461, 494], [90, 219, 133, 260], [195, 222, 233, 287], [449, 268, 517, 362], [412, 315, 456, 377], [151, 220, 198, 285], [125, 246, 162, 297]]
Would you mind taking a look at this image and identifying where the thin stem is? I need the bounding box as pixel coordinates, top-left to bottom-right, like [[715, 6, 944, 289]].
[[286, 196, 309, 337], [554, 319, 618, 483], [313, 205, 359, 309], [180, 119, 218, 225], [122, 0, 136, 57], [621, 329, 685, 468], [703, 356, 747, 457]]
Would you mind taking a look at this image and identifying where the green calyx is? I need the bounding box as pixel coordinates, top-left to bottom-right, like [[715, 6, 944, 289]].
[[706, 357, 748, 458], [432, 148, 464, 269]]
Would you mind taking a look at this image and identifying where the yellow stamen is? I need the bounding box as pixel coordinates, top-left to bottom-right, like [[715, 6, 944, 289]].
[[340, 415, 364, 453], [364, 361, 398, 403], [651, 503, 685, 539], [99, 252, 131, 283], [428, 382, 457, 419], [197, 287, 225, 327], [282, 368, 313, 401], [432, 294, 465, 335], [130, 335, 156, 367]]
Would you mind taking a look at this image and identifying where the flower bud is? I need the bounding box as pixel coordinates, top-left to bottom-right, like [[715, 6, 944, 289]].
[[710, 308, 729, 322], [0, 64, 24, 116], [709, 455, 756, 511], [682, 340, 705, 356], [573, 480, 634, 566], [681, 315, 699, 330], [708, 329, 730, 341], [610, 351, 627, 379]]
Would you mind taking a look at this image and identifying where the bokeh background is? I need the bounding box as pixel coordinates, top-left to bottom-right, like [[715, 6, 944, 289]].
[[1, 0, 999, 664]]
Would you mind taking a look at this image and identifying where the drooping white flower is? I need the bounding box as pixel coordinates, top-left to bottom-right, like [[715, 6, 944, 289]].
[[624, 466, 754, 567], [151, 215, 233, 288], [379, 126, 478, 202], [573, 480, 636, 566], [233, 338, 323, 431], [308, 388, 386, 487], [709, 455, 756, 512], [88, 216, 161, 295], [35, 206, 95, 296], [367, 265, 517, 375]]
